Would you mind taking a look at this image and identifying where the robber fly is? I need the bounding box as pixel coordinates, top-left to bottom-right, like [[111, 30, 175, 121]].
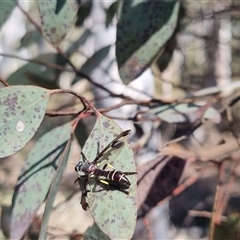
[[75, 130, 136, 209]]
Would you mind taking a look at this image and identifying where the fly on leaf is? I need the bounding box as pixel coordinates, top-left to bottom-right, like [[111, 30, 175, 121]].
[[75, 130, 137, 210]]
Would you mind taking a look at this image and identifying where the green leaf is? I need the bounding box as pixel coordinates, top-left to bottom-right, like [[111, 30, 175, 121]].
[[105, 1, 118, 28], [149, 102, 221, 124], [116, 0, 180, 84], [18, 30, 43, 50], [7, 53, 65, 87], [0, 1, 16, 29], [39, 137, 71, 239], [66, 28, 92, 55], [0, 86, 50, 158], [75, 0, 92, 27], [73, 45, 111, 84], [10, 122, 72, 240], [37, 0, 78, 47], [84, 223, 110, 240], [79, 114, 137, 239]]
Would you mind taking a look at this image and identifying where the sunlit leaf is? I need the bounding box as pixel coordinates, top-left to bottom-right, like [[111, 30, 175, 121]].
[[79, 114, 137, 239], [116, 0, 179, 84], [0, 86, 50, 158], [10, 122, 72, 239], [37, 0, 78, 47]]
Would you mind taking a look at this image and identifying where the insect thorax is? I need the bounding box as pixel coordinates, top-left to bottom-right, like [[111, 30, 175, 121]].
[[75, 161, 97, 175]]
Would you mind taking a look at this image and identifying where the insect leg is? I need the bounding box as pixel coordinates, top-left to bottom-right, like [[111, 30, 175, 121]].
[[81, 151, 88, 162], [75, 175, 90, 211], [97, 178, 130, 195]]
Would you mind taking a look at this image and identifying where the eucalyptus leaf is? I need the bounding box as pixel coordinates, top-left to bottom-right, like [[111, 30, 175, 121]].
[[37, 0, 78, 47], [73, 45, 111, 84], [117, 0, 179, 84], [105, 1, 118, 28], [0, 86, 50, 158], [75, 0, 92, 27], [78, 114, 137, 239], [39, 137, 71, 239], [10, 122, 72, 239], [0, 1, 16, 29], [84, 223, 110, 240]]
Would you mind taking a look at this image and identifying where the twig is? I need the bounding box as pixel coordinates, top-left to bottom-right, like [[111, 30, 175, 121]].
[[217, 162, 238, 221], [0, 77, 9, 87], [17, 3, 42, 34], [0, 53, 71, 72], [188, 210, 227, 222]]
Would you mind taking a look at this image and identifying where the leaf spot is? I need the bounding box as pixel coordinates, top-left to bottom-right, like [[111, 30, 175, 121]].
[[16, 120, 25, 133]]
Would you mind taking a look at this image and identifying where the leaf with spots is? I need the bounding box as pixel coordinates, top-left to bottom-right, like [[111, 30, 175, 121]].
[[0, 0, 16, 29], [79, 114, 137, 240], [37, 0, 78, 47], [116, 0, 180, 84], [10, 122, 72, 240], [84, 223, 110, 240], [0, 86, 50, 158], [39, 137, 71, 239]]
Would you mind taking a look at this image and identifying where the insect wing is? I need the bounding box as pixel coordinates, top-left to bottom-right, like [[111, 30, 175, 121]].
[[92, 130, 131, 164]]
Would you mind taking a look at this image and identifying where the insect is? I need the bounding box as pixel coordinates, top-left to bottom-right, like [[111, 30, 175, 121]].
[[75, 176, 89, 211], [75, 130, 136, 210]]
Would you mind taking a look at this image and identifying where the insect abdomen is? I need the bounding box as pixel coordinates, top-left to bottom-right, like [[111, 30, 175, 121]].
[[105, 170, 131, 187]]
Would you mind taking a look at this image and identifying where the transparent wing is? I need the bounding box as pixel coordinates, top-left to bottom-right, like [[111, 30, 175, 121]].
[[92, 130, 131, 164]]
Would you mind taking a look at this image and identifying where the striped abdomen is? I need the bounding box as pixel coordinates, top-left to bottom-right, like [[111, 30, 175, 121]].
[[96, 169, 131, 187]]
